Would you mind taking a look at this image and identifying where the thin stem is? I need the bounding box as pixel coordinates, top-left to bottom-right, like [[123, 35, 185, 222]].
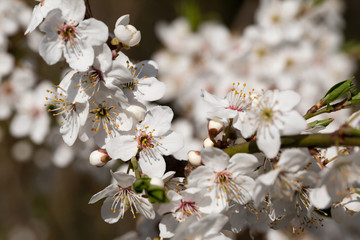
[[303, 99, 350, 120], [222, 118, 233, 142], [131, 157, 140, 179], [223, 133, 360, 157], [84, 0, 93, 19]]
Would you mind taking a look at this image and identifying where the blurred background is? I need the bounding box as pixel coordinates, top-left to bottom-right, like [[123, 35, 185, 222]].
[[1, 0, 360, 239]]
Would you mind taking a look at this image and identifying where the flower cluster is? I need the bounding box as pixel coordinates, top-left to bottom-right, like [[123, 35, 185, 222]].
[[22, 0, 360, 239]]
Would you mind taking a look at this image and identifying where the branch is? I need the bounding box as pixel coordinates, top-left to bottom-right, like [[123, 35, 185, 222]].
[[84, 0, 93, 19], [223, 132, 360, 157]]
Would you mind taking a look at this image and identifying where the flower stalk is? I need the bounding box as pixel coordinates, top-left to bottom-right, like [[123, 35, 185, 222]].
[[223, 131, 360, 157]]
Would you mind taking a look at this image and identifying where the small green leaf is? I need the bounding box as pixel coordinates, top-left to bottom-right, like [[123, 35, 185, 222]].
[[148, 186, 169, 203], [308, 118, 334, 128], [350, 92, 360, 105], [133, 177, 151, 193], [322, 77, 355, 104]]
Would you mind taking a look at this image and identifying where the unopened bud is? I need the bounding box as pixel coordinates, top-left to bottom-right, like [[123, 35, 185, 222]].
[[89, 149, 111, 167], [208, 118, 224, 137], [150, 177, 164, 188], [188, 151, 202, 166], [127, 105, 146, 122], [203, 137, 214, 148], [114, 15, 141, 48]]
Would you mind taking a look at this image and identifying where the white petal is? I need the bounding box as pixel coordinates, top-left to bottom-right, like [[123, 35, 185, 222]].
[[138, 150, 166, 178], [100, 197, 122, 224], [115, 15, 130, 27], [257, 124, 280, 158], [93, 44, 112, 73], [135, 77, 165, 101], [111, 171, 136, 188], [77, 18, 109, 47], [157, 131, 184, 156], [89, 184, 118, 204], [39, 35, 63, 65], [309, 185, 332, 209], [25, 5, 43, 35], [275, 90, 300, 111], [105, 136, 138, 161], [280, 111, 307, 135], [159, 215, 177, 238], [201, 147, 229, 172], [201, 89, 228, 108], [142, 106, 173, 136], [277, 148, 310, 172], [228, 153, 259, 175], [64, 42, 94, 72]]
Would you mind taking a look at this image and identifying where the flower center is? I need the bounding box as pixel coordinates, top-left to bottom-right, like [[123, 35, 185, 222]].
[[137, 131, 154, 150], [60, 24, 77, 42], [261, 107, 273, 122], [90, 101, 119, 134], [175, 201, 200, 221], [110, 187, 142, 219]]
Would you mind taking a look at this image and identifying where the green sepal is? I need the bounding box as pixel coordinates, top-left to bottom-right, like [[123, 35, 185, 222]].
[[307, 118, 334, 128], [133, 177, 151, 194], [111, 37, 119, 46], [147, 186, 169, 203]]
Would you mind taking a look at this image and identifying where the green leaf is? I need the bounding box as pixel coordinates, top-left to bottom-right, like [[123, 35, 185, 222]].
[[147, 186, 169, 203], [350, 92, 360, 105], [133, 177, 151, 194], [307, 118, 334, 128], [322, 77, 355, 104]]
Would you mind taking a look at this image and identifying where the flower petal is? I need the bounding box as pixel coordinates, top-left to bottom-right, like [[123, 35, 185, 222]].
[[105, 135, 138, 161]]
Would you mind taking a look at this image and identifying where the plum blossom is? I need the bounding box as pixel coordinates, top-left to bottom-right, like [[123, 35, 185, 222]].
[[38, 1, 108, 71], [201, 83, 256, 130], [63, 44, 129, 104], [187, 147, 257, 212], [105, 106, 184, 178], [10, 81, 51, 144], [240, 89, 307, 158], [310, 151, 360, 209], [158, 189, 212, 238], [107, 52, 165, 102], [45, 77, 89, 146], [80, 90, 133, 148], [89, 171, 155, 223]]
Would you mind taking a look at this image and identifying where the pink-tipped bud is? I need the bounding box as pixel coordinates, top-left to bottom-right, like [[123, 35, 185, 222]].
[[203, 137, 214, 148], [150, 177, 164, 188], [208, 118, 224, 137], [89, 149, 111, 167], [188, 151, 202, 166]]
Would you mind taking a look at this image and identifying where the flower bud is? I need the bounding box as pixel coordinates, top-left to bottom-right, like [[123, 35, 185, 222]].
[[89, 149, 111, 167], [203, 137, 214, 148], [208, 118, 223, 137], [150, 177, 164, 188], [114, 15, 141, 48], [188, 150, 201, 166], [127, 104, 146, 122]]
